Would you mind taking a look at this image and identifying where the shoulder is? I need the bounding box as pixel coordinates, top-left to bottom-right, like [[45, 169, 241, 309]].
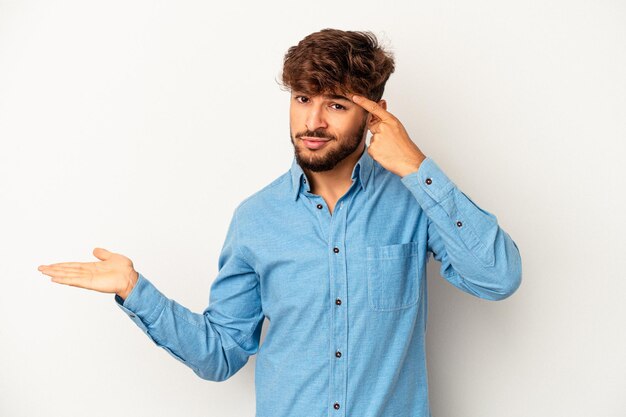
[[234, 170, 292, 217]]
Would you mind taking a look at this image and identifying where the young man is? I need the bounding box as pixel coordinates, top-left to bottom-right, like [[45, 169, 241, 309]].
[[38, 28, 522, 417]]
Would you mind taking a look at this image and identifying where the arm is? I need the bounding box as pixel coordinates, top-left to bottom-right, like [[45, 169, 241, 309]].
[[348, 94, 521, 300], [400, 157, 522, 301], [115, 207, 264, 381]]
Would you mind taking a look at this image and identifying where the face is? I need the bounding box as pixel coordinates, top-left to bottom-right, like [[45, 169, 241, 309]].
[[289, 90, 369, 172]]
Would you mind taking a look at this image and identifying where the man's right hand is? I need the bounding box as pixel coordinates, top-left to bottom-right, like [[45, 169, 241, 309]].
[[38, 247, 139, 301]]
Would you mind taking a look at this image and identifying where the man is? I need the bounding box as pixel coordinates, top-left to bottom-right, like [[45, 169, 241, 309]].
[[38, 28, 522, 417]]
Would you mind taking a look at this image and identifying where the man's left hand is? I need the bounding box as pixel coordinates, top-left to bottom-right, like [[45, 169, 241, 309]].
[[352, 94, 426, 177]]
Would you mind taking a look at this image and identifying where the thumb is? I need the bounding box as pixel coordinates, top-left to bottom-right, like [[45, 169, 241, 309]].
[[93, 247, 113, 261]]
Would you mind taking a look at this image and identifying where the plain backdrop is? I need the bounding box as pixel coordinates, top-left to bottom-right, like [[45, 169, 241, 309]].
[[1, 1, 624, 416]]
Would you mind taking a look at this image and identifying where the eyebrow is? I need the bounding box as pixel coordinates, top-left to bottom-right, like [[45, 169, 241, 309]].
[[292, 91, 353, 103], [322, 94, 351, 102]]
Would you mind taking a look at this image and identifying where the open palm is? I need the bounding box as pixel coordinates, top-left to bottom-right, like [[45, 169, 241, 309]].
[[38, 247, 138, 297]]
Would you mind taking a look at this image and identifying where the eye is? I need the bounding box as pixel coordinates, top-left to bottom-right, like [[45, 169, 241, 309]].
[[295, 95, 309, 103], [330, 103, 346, 111]]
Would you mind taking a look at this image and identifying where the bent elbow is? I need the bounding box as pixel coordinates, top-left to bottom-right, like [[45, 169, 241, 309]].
[[491, 273, 521, 301], [192, 326, 261, 382], [192, 347, 250, 382], [490, 252, 522, 301], [193, 361, 243, 382]]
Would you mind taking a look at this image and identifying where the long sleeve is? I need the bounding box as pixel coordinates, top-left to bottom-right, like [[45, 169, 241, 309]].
[[114, 207, 265, 381], [400, 157, 522, 301]]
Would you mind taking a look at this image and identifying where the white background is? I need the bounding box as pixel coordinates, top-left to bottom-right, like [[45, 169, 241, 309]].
[[1, 1, 624, 416]]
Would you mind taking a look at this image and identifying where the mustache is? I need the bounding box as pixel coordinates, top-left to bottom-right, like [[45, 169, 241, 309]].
[[295, 130, 336, 141]]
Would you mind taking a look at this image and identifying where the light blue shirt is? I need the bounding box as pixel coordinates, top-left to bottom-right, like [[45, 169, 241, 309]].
[[115, 147, 522, 417]]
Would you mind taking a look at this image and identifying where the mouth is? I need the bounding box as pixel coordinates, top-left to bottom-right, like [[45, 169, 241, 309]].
[[300, 137, 331, 150], [300, 136, 330, 142]]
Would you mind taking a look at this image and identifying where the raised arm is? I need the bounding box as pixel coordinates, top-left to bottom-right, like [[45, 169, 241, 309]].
[[349, 93, 522, 300], [401, 157, 522, 300], [39, 207, 265, 381]]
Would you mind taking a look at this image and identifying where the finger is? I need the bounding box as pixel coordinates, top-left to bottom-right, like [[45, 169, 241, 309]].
[[50, 274, 91, 289], [93, 247, 113, 261], [352, 95, 393, 122], [40, 267, 86, 279], [45, 268, 94, 289], [39, 262, 87, 270]]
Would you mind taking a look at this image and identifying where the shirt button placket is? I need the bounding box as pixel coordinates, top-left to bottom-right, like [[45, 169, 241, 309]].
[[331, 243, 345, 413], [329, 194, 350, 416]]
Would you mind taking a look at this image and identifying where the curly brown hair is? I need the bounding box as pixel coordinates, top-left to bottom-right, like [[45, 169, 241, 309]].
[[279, 28, 395, 102]]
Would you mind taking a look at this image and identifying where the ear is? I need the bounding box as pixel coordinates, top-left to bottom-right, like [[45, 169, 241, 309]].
[[367, 99, 388, 126]]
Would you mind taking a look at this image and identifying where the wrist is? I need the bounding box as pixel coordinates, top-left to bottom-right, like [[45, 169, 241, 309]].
[[398, 154, 426, 177], [117, 270, 138, 301]]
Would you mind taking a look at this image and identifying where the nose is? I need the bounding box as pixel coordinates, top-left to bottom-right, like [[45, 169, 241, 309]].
[[305, 105, 328, 132]]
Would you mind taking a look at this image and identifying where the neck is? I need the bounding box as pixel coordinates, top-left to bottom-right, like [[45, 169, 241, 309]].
[[303, 142, 366, 199]]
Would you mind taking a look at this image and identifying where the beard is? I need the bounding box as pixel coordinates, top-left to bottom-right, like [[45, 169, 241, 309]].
[[291, 117, 367, 172]]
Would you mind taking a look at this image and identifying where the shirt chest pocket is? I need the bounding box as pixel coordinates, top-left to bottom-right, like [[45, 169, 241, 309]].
[[366, 241, 423, 311]]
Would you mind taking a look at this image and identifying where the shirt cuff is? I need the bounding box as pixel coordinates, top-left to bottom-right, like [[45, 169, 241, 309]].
[[114, 272, 167, 333], [400, 157, 456, 210]]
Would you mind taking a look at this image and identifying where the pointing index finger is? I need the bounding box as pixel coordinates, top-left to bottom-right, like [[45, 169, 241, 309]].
[[352, 94, 393, 122]]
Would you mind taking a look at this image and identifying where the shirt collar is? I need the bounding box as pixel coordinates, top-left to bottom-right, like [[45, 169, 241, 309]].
[[290, 146, 375, 201]]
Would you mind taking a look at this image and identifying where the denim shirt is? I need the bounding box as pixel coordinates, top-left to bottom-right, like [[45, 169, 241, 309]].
[[115, 147, 522, 417]]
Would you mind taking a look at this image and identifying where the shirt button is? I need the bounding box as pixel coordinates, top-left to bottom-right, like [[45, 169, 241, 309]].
[[316, 204, 323, 209], [335, 298, 342, 305], [303, 178, 307, 183], [456, 221, 463, 227], [335, 351, 342, 358], [425, 178, 432, 185], [333, 402, 340, 410], [333, 247, 339, 253]]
